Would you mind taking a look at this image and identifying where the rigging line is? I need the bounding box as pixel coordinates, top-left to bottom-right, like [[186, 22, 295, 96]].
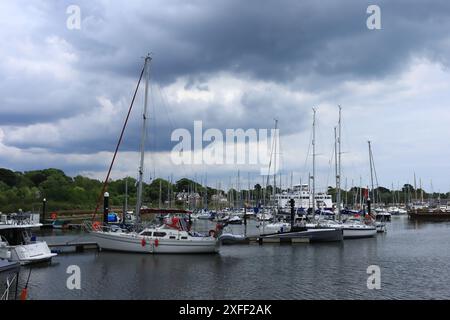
[[157, 84, 188, 180], [91, 61, 146, 222], [302, 122, 313, 184], [148, 82, 156, 180], [326, 136, 335, 190]]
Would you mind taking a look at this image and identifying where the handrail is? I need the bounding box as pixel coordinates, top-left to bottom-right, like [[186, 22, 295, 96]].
[[0, 274, 17, 300]]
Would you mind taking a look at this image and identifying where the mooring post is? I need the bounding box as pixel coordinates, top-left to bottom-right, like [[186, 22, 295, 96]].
[[103, 192, 109, 225], [42, 198, 47, 223], [290, 198, 295, 229]]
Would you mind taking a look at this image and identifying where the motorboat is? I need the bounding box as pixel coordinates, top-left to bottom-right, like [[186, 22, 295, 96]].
[[0, 212, 57, 265]]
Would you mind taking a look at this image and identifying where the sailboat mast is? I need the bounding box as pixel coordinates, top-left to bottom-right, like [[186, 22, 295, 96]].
[[273, 119, 278, 207], [368, 141, 375, 209], [125, 177, 128, 213], [135, 55, 152, 221], [337, 105, 342, 219], [312, 108, 316, 214], [334, 126, 339, 218]]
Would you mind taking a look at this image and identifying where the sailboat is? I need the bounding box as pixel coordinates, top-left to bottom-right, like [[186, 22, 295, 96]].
[[259, 114, 343, 242], [88, 55, 219, 254], [305, 106, 376, 239]]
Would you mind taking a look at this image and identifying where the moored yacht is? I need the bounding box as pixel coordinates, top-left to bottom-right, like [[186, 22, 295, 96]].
[[87, 56, 219, 254], [306, 217, 377, 239], [89, 216, 219, 254], [0, 212, 56, 265]]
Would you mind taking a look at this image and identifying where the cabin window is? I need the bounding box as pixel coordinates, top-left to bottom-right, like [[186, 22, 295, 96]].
[[153, 232, 166, 237], [181, 236, 188, 240], [141, 231, 152, 236], [169, 236, 176, 239]]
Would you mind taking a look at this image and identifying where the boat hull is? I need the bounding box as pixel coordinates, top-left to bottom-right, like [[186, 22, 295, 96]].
[[261, 228, 343, 242], [343, 228, 377, 239], [90, 231, 219, 254], [5, 242, 57, 265]]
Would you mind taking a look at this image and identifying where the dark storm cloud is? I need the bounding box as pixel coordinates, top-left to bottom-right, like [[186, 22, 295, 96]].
[[57, 0, 450, 84], [2, 0, 450, 155]]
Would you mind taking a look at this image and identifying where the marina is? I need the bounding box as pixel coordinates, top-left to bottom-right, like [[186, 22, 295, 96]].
[[6, 216, 450, 300], [2, 0, 450, 306]]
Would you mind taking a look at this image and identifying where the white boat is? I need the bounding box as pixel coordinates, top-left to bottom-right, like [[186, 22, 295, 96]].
[[0, 213, 57, 265], [89, 218, 219, 254], [341, 219, 377, 238], [227, 215, 242, 224], [306, 218, 377, 239], [88, 56, 220, 254]]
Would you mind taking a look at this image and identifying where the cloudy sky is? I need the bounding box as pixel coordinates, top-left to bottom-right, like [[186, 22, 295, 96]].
[[1, 0, 450, 192]]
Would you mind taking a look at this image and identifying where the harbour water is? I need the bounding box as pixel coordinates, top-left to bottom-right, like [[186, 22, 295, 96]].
[[22, 216, 450, 299]]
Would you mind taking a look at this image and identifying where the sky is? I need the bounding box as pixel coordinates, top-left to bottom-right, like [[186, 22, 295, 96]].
[[1, 0, 450, 192]]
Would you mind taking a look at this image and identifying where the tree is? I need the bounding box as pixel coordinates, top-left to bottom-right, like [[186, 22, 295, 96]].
[[0, 168, 17, 187]]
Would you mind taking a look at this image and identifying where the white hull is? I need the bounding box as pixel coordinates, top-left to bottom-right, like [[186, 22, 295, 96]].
[[306, 221, 377, 239], [343, 227, 377, 239], [90, 231, 219, 254], [1, 242, 56, 265]]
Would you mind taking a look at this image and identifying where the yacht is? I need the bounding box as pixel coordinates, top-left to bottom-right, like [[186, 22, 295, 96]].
[[87, 56, 220, 254], [0, 212, 56, 265], [306, 216, 377, 239], [90, 216, 219, 253]]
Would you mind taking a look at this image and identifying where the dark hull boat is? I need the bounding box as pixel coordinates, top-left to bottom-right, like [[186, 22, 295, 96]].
[[260, 226, 343, 243]]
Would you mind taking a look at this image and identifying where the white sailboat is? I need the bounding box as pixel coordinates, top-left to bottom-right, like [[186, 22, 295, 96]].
[[88, 55, 219, 254], [307, 107, 376, 239]]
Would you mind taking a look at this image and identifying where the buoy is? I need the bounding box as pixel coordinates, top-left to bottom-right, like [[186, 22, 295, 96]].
[[92, 221, 101, 231], [20, 288, 28, 300], [141, 238, 146, 247], [155, 238, 159, 247]]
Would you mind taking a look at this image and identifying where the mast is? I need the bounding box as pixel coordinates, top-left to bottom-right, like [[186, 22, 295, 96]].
[[125, 177, 128, 213], [273, 119, 278, 209], [337, 105, 342, 219], [334, 126, 339, 219], [135, 55, 152, 222], [159, 179, 162, 208], [312, 108, 316, 214], [414, 172, 417, 202], [368, 141, 375, 211]]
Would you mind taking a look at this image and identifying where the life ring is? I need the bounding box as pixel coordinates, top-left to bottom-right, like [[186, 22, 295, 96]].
[[92, 221, 102, 231], [209, 229, 216, 238]]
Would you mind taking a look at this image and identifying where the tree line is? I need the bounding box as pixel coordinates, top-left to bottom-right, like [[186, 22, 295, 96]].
[[0, 167, 446, 213]]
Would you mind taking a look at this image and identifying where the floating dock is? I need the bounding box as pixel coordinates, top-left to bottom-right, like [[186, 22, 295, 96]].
[[48, 241, 99, 253]]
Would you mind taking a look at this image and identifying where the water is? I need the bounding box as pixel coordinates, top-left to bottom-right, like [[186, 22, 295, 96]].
[[20, 217, 450, 299]]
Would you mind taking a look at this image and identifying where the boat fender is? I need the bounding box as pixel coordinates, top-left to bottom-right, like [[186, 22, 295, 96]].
[[141, 238, 146, 247], [155, 238, 159, 247], [209, 230, 216, 238]]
